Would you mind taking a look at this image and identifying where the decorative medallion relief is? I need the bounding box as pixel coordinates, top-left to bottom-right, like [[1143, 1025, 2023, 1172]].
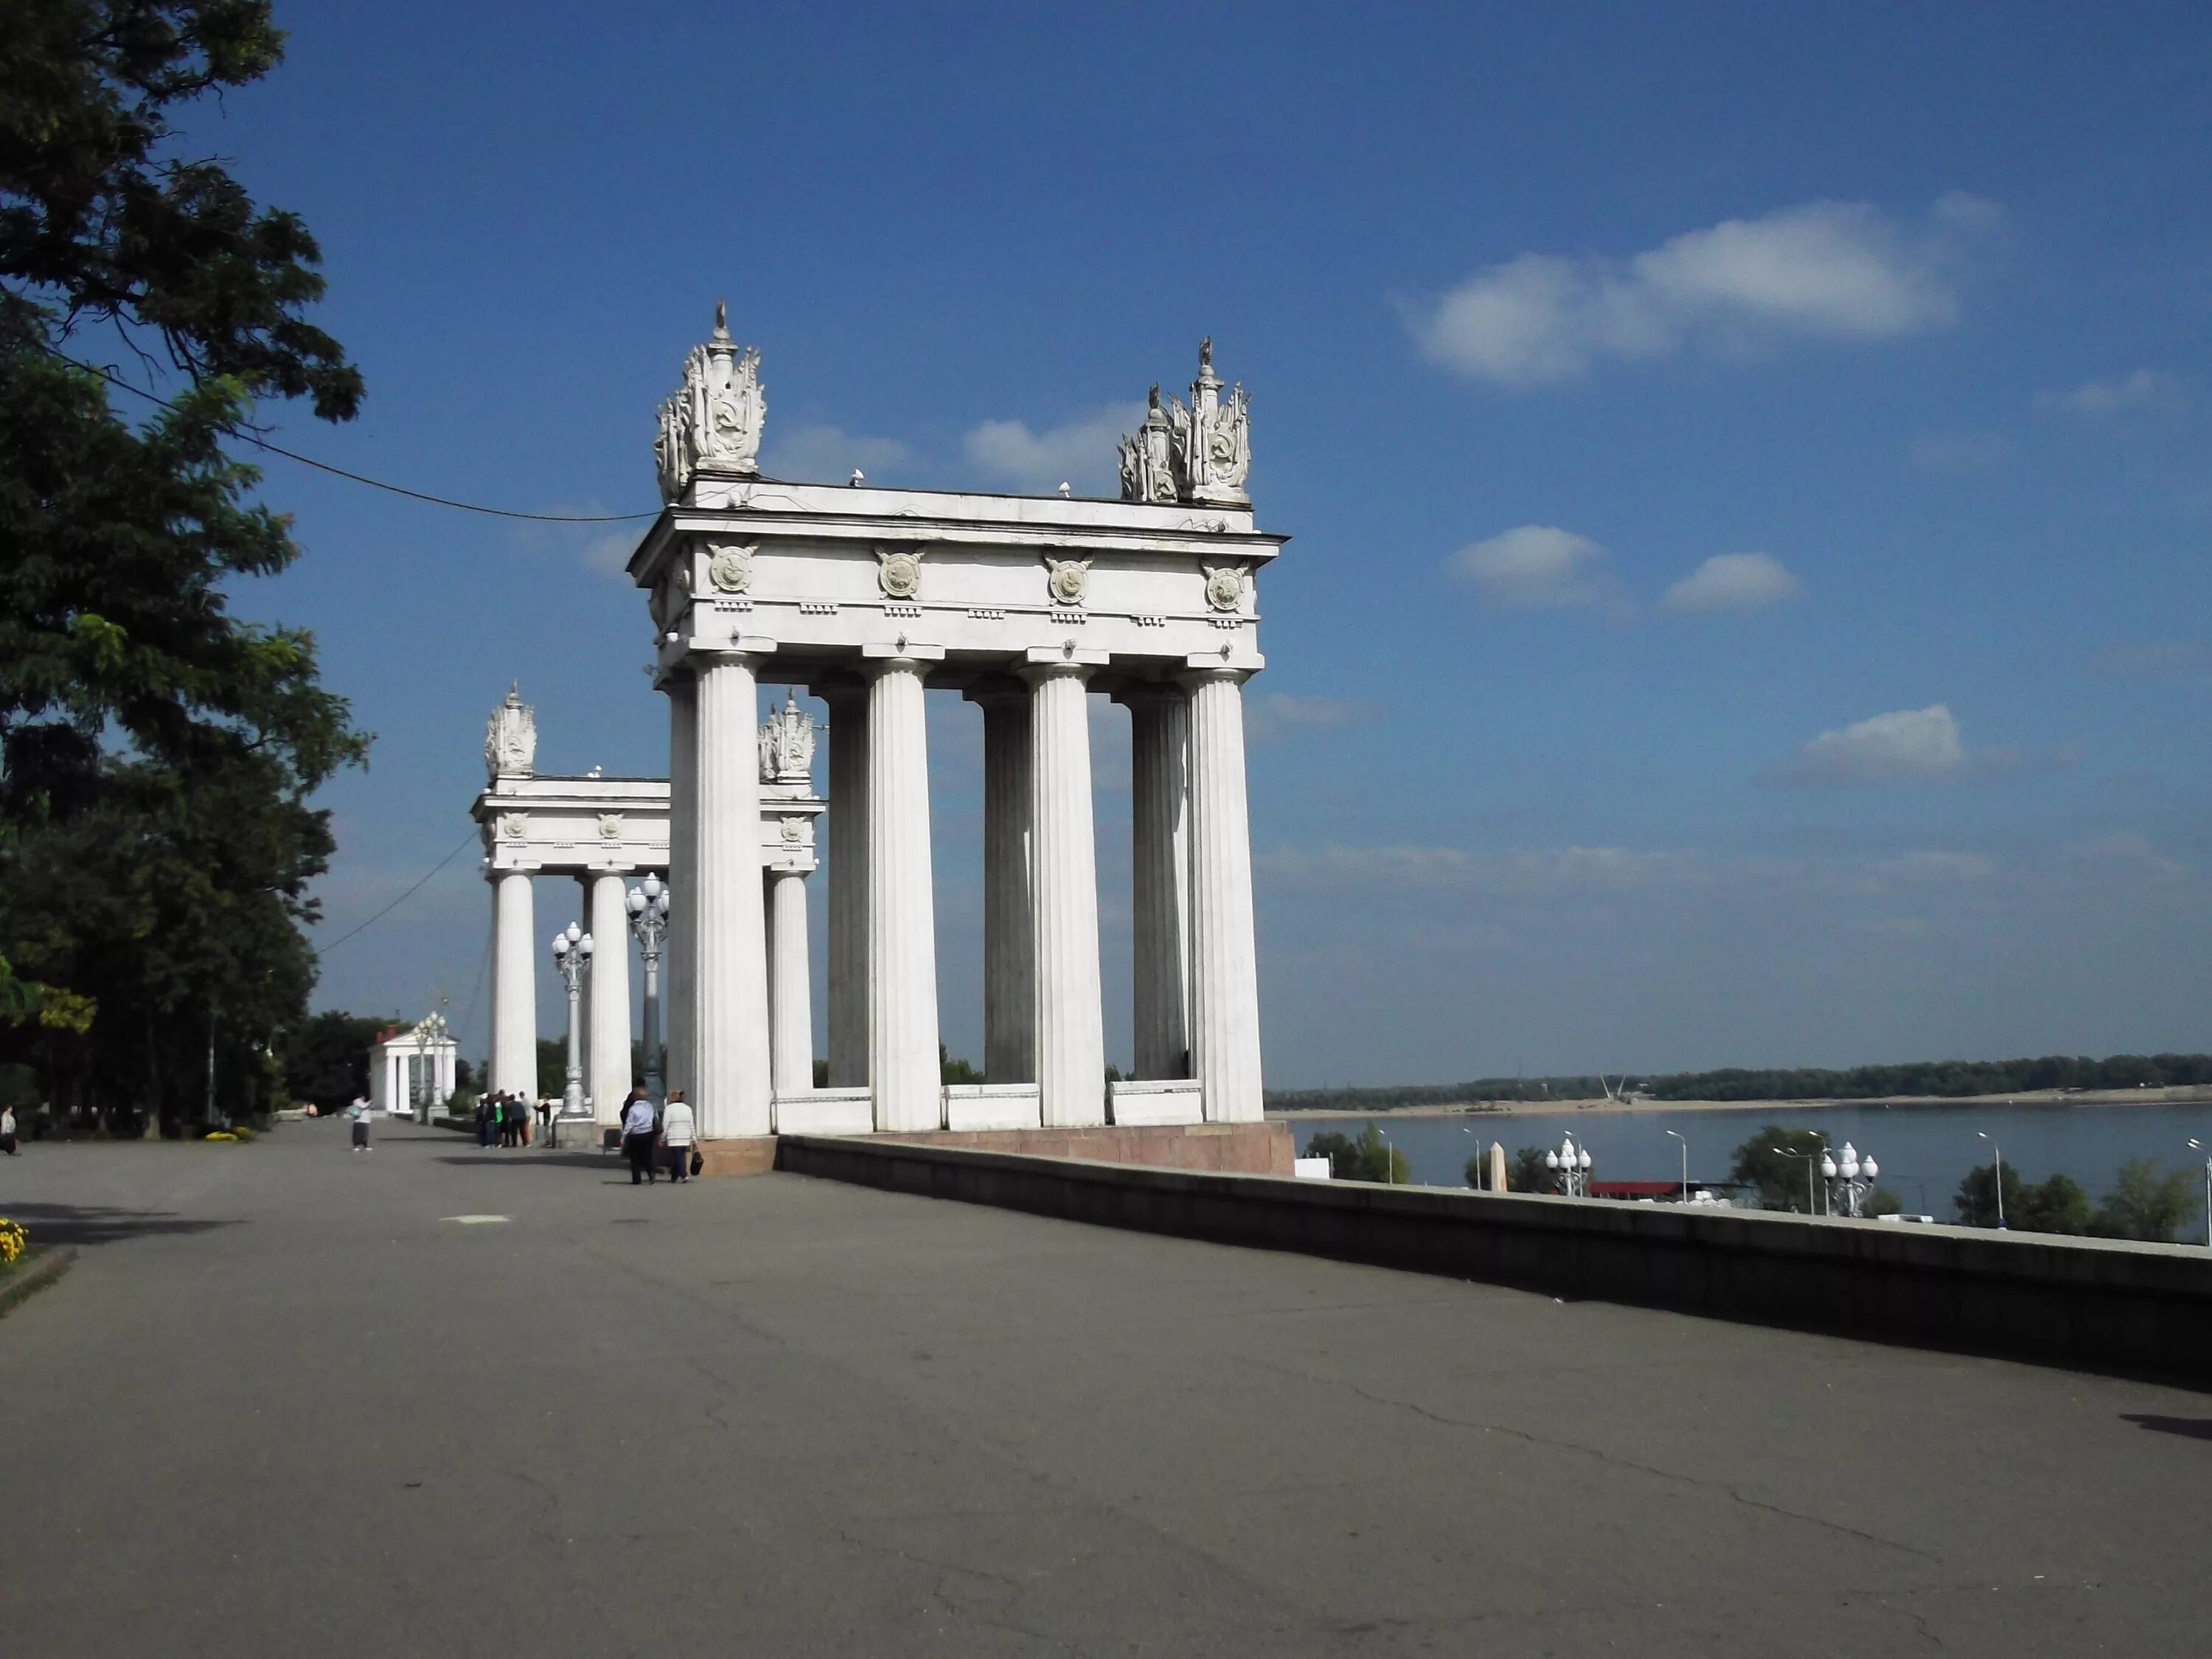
[[597, 814, 624, 841], [875, 543, 925, 599], [1200, 563, 1247, 613], [779, 817, 804, 844], [498, 813, 529, 840], [705, 540, 756, 594], [1043, 554, 1093, 606]]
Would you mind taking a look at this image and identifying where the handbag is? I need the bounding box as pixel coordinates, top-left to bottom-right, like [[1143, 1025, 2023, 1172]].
[[689, 1148, 704, 1178]]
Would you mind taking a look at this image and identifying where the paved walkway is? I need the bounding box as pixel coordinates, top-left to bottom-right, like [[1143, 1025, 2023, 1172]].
[[1, 1119, 2205, 1657]]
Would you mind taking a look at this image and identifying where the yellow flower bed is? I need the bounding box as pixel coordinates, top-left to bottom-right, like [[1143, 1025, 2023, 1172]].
[[0, 1219, 26, 1266]]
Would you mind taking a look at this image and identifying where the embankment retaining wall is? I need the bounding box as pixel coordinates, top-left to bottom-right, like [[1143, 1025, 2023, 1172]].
[[776, 1134, 2212, 1385]]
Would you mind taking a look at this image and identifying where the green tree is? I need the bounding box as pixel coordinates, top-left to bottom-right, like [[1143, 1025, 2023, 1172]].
[[1728, 1125, 1830, 1212], [1301, 1124, 1408, 1184], [2090, 1158, 2199, 1242], [0, 4, 366, 1127], [940, 1043, 982, 1085], [536, 1037, 565, 1101], [1955, 1164, 2093, 1234], [1506, 1145, 1552, 1194], [277, 1009, 391, 1112]]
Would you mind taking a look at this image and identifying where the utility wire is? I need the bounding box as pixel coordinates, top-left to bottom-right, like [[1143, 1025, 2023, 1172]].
[[317, 831, 477, 956], [50, 348, 659, 524]]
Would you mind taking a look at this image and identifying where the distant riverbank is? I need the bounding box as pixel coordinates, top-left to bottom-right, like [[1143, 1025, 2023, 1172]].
[[1266, 1085, 2212, 1121]]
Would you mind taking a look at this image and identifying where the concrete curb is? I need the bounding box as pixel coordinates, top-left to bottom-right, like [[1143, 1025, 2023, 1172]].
[[0, 1248, 77, 1321], [776, 1135, 2212, 1386]]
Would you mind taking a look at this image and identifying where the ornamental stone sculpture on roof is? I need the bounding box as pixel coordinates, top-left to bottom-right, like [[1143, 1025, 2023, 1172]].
[[1118, 340, 1251, 507], [484, 681, 536, 780], [655, 299, 767, 503]]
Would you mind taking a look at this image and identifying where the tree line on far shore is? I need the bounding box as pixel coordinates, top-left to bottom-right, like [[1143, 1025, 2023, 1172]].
[[1299, 1121, 2207, 1244], [1267, 1051, 2212, 1115]]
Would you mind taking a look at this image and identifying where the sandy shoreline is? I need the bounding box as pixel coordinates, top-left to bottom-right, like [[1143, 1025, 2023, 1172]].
[[1266, 1085, 2212, 1121]]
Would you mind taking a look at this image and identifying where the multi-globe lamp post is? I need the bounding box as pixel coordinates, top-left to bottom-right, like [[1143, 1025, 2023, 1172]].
[[626, 875, 672, 1105], [550, 921, 593, 1119], [1545, 1133, 1592, 1197], [1822, 1141, 1879, 1218]]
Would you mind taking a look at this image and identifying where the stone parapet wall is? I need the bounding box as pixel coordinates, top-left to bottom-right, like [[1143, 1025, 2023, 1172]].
[[774, 1136, 2212, 1385]]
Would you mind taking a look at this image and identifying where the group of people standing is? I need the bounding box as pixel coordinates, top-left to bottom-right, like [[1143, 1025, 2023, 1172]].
[[474, 1091, 540, 1147], [617, 1087, 696, 1185]]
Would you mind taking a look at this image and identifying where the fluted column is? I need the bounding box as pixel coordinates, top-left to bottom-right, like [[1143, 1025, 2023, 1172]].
[[1024, 654, 1107, 1127], [663, 677, 698, 1101], [969, 684, 1034, 1084], [490, 871, 537, 1097], [587, 871, 633, 1123], [821, 685, 869, 1088], [768, 869, 814, 1099], [1181, 665, 1264, 1121], [693, 653, 773, 1137], [1123, 686, 1192, 1079], [866, 645, 944, 1131]]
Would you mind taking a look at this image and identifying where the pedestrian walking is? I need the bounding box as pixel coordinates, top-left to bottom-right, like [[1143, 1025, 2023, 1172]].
[[619, 1088, 657, 1186], [476, 1091, 496, 1147], [535, 1095, 552, 1139], [1, 1103, 18, 1155], [661, 1091, 695, 1183], [347, 1093, 372, 1152]]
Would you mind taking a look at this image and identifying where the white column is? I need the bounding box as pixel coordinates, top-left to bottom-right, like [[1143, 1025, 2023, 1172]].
[[1181, 665, 1264, 1121], [1124, 686, 1192, 1079], [768, 869, 814, 1099], [1024, 655, 1107, 1127], [970, 685, 1034, 1084], [588, 871, 633, 1124], [664, 677, 698, 1102], [866, 646, 944, 1131], [490, 871, 537, 1097], [692, 652, 773, 1137], [822, 685, 869, 1088]]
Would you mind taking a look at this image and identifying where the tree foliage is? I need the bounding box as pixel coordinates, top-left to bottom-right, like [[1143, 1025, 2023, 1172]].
[[2089, 1158, 2199, 1243], [1302, 1124, 1410, 1185], [1952, 1163, 2090, 1234], [0, 3, 366, 1125], [1506, 1145, 1553, 1194], [1728, 1125, 1829, 1213]]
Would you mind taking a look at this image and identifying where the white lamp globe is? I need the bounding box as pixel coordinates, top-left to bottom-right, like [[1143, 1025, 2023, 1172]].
[[1862, 1156, 1879, 1180], [1819, 1155, 1837, 1178]]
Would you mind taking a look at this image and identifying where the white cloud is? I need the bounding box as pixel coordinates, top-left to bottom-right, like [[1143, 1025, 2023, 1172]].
[[1409, 196, 1994, 386], [1245, 693, 1382, 745], [961, 403, 1142, 494], [1662, 552, 1800, 613], [1446, 524, 1615, 608], [1261, 843, 1706, 897], [763, 422, 914, 484], [2036, 369, 2184, 420], [1909, 429, 2012, 473], [1775, 704, 1968, 785]]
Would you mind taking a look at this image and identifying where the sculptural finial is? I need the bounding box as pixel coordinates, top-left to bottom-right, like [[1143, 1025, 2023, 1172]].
[[1199, 335, 1213, 371], [712, 298, 730, 341], [1147, 382, 1162, 411]]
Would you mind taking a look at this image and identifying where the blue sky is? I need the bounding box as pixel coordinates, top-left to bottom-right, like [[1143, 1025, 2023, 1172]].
[[195, 1, 2212, 1084]]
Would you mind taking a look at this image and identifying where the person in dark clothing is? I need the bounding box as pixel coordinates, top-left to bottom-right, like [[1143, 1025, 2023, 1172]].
[[619, 1088, 657, 1185]]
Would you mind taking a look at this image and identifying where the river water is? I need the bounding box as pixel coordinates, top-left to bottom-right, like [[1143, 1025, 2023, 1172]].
[[1279, 1100, 2212, 1217]]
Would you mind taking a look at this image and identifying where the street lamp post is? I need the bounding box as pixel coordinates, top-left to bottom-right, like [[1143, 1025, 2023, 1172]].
[[1773, 1142, 1824, 1214], [1823, 1141, 1879, 1218], [626, 876, 672, 1106], [1665, 1127, 1688, 1203], [2189, 1140, 2212, 1248], [1978, 1131, 2006, 1229], [411, 1008, 447, 1124], [1544, 1133, 1593, 1197], [551, 922, 593, 1119]]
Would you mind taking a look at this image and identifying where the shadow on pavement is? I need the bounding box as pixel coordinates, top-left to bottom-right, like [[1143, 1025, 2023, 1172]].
[[4, 1202, 238, 1248], [2121, 1414, 2212, 1441], [432, 1154, 612, 1171]]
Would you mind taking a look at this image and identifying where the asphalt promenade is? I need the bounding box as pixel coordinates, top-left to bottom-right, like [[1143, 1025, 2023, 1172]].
[[1, 1119, 2206, 1657]]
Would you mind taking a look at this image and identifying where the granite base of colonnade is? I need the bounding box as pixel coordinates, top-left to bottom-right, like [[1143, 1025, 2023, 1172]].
[[764, 1134, 2212, 1388], [691, 1120, 1290, 1180]]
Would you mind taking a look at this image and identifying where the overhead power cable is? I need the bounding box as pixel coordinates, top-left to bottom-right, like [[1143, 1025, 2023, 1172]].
[[49, 348, 658, 524], [316, 830, 478, 956]]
